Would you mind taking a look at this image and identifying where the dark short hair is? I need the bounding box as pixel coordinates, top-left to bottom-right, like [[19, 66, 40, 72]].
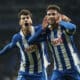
[[46, 4, 61, 13], [18, 9, 32, 19]]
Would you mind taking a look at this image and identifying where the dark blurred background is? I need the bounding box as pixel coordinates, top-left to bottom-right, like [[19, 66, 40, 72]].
[[0, 0, 80, 80]]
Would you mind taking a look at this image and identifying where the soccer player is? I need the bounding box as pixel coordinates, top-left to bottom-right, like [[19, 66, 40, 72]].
[[0, 9, 47, 80], [28, 4, 80, 80]]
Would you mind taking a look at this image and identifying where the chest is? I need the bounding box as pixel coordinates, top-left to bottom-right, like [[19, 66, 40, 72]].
[[50, 29, 64, 46], [22, 35, 39, 54]]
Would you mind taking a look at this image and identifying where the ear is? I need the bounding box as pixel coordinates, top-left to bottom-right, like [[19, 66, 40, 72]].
[[19, 20, 21, 26]]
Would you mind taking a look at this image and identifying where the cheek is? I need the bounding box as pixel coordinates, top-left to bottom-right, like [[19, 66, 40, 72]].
[[19, 21, 23, 26], [55, 15, 59, 20], [19, 22, 22, 26], [29, 19, 32, 24]]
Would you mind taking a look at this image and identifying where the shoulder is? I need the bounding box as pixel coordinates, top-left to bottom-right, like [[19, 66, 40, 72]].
[[12, 32, 22, 42], [34, 24, 42, 31]]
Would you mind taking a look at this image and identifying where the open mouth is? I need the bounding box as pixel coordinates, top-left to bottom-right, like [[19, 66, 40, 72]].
[[25, 23, 29, 26]]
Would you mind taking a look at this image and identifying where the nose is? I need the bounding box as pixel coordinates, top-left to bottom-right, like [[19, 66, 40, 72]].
[[24, 18, 28, 23], [48, 14, 55, 22], [25, 18, 28, 21], [49, 15, 55, 20]]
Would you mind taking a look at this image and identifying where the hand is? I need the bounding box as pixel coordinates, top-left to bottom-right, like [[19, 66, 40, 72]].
[[61, 14, 71, 22], [56, 14, 62, 24], [42, 16, 49, 29]]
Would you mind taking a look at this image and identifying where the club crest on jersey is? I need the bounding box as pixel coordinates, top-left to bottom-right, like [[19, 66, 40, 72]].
[[25, 45, 38, 53], [51, 37, 63, 46]]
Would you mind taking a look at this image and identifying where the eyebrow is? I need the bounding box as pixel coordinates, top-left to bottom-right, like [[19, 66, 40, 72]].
[[47, 12, 56, 15]]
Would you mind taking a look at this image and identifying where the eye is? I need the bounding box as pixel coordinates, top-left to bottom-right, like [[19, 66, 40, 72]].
[[26, 17, 29, 19], [21, 16, 30, 20], [47, 13, 56, 16], [52, 13, 56, 15], [21, 17, 25, 20], [47, 13, 51, 16]]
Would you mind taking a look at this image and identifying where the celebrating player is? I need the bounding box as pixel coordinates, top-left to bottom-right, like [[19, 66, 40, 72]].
[[0, 9, 47, 80], [28, 4, 80, 80]]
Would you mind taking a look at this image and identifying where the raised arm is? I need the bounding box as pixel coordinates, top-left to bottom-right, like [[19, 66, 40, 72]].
[[28, 25, 47, 44], [0, 34, 18, 55], [59, 21, 76, 34]]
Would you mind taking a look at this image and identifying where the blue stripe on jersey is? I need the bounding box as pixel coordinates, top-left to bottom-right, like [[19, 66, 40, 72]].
[[44, 41, 50, 62], [31, 52, 38, 73], [19, 29, 43, 74], [70, 36, 80, 58], [51, 46, 59, 69], [51, 29, 59, 69], [19, 34, 30, 73], [24, 53, 30, 73], [57, 46, 67, 69], [62, 33, 75, 69], [53, 29, 57, 38], [38, 44, 44, 69], [53, 29, 66, 70], [70, 36, 77, 52]]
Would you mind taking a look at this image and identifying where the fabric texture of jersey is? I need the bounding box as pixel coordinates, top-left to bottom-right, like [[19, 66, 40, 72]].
[[0, 26, 45, 76], [28, 21, 80, 80]]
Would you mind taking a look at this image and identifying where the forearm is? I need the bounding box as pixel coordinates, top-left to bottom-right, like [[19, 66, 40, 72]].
[[59, 21, 76, 30], [0, 43, 14, 55], [28, 26, 44, 44]]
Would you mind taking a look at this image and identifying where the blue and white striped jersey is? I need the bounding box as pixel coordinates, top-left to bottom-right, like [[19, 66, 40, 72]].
[[28, 21, 80, 72], [47, 21, 80, 72], [0, 26, 44, 75]]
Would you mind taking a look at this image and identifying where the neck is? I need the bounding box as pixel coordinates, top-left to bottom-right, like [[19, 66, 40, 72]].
[[21, 26, 32, 36], [49, 23, 58, 30]]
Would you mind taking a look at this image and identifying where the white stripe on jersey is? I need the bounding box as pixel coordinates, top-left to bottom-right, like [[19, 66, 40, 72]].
[[20, 26, 35, 48], [19, 26, 42, 73], [57, 30, 71, 69], [41, 42, 48, 80], [60, 43, 71, 69], [20, 30, 34, 73], [50, 26, 72, 70], [35, 50, 42, 73], [16, 42, 26, 72], [65, 33, 80, 72], [51, 30, 63, 70], [54, 46, 63, 70], [46, 41, 57, 70], [41, 42, 49, 68]]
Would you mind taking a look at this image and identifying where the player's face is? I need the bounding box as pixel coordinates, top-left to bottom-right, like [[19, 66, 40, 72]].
[[19, 15, 32, 28], [47, 9, 60, 25]]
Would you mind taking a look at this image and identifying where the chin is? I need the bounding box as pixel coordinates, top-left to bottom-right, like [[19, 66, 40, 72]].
[[50, 23, 54, 25]]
